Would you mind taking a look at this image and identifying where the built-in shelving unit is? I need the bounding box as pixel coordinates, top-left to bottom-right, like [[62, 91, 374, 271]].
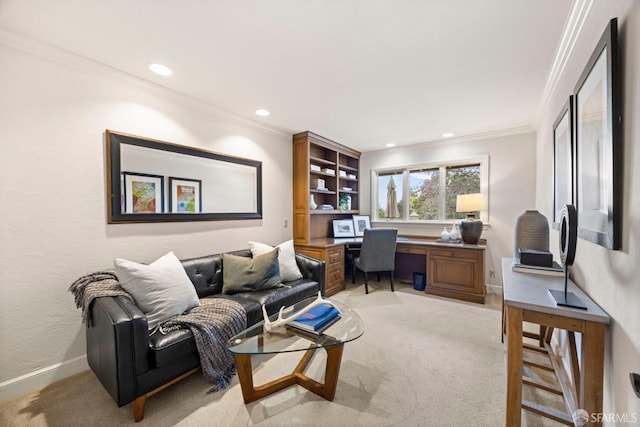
[[292, 131, 361, 244]]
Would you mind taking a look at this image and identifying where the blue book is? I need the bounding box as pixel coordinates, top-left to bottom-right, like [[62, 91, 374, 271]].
[[290, 305, 340, 333]]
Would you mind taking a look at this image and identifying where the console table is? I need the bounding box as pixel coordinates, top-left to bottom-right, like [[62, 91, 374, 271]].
[[296, 236, 485, 303], [502, 258, 609, 426]]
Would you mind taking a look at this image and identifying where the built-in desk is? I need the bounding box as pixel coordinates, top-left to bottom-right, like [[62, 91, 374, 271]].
[[502, 258, 610, 426], [295, 236, 486, 303]]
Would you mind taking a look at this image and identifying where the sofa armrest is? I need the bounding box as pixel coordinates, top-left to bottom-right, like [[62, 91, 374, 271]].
[[86, 296, 149, 406], [295, 253, 326, 296]]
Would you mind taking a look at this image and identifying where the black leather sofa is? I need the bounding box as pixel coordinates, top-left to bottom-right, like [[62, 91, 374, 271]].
[[86, 249, 325, 421]]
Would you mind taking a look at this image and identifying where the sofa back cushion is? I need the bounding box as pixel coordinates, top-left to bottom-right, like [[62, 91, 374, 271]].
[[248, 240, 303, 282], [180, 249, 254, 298], [114, 251, 200, 330], [221, 249, 282, 294]]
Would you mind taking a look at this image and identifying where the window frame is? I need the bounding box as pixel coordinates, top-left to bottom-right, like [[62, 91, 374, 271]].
[[371, 155, 489, 224]]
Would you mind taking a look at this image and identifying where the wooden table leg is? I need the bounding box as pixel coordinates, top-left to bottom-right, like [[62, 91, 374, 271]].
[[296, 344, 344, 401], [234, 353, 298, 403], [506, 305, 523, 427], [580, 321, 606, 426], [234, 344, 345, 404], [323, 344, 344, 400], [234, 354, 257, 403]]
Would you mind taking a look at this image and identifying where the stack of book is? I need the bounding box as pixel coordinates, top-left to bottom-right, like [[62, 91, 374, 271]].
[[512, 260, 564, 276], [288, 304, 340, 334]]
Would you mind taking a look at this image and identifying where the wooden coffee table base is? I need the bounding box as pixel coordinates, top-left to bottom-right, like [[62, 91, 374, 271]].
[[234, 344, 344, 404]]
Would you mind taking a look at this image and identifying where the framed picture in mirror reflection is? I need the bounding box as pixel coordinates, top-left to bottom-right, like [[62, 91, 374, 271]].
[[122, 172, 164, 214], [169, 177, 202, 213]]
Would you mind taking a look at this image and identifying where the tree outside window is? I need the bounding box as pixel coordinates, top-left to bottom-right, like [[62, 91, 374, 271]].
[[377, 172, 403, 219], [445, 164, 480, 219], [409, 168, 439, 220]]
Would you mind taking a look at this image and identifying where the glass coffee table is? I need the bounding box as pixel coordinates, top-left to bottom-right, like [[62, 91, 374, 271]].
[[227, 297, 364, 403]]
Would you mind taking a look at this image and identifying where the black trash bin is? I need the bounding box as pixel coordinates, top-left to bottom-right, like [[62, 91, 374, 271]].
[[412, 272, 426, 291]]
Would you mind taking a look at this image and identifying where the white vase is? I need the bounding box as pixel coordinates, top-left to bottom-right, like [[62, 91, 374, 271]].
[[449, 222, 459, 241], [309, 194, 318, 210], [440, 227, 450, 240]]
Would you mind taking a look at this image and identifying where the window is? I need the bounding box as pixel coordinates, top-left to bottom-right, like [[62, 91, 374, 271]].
[[409, 168, 439, 220], [372, 156, 488, 222], [376, 171, 403, 219], [445, 164, 481, 219]]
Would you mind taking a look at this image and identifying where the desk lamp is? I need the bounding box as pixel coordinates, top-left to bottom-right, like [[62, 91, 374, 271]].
[[456, 193, 484, 244]]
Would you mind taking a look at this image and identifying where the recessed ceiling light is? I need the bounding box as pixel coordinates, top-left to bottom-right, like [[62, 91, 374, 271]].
[[442, 132, 455, 138], [385, 143, 396, 148], [148, 63, 172, 76], [255, 109, 270, 116]]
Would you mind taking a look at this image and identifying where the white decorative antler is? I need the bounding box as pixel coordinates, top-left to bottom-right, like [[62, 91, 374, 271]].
[[262, 292, 341, 332]]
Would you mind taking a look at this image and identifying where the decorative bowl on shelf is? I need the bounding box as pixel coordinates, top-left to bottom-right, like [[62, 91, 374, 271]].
[[436, 239, 462, 243]]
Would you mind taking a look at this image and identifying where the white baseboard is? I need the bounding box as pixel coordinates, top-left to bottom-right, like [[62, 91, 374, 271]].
[[0, 355, 89, 403], [486, 283, 503, 294]]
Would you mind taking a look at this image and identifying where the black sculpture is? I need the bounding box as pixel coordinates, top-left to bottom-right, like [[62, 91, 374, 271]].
[[548, 204, 586, 309]]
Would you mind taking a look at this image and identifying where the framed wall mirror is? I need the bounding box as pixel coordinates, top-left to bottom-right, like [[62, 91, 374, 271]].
[[106, 130, 262, 223]]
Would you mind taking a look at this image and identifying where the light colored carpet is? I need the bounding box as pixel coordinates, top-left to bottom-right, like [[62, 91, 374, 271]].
[[0, 280, 562, 426]]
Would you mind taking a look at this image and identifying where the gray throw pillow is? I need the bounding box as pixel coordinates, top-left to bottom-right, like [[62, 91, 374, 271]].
[[248, 240, 303, 282], [222, 249, 282, 294], [114, 251, 200, 330]]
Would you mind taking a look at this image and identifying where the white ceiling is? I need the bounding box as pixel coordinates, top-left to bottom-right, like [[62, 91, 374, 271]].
[[0, 0, 574, 152]]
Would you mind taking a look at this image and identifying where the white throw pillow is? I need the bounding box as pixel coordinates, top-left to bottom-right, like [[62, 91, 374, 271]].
[[248, 240, 303, 282], [114, 251, 200, 330]]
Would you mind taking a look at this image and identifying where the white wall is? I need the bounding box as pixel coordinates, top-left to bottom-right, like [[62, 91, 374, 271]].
[[360, 131, 537, 291], [534, 0, 640, 419], [0, 39, 293, 401]]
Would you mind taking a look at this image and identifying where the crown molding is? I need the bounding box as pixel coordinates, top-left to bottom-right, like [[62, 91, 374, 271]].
[[0, 27, 290, 138], [533, 0, 595, 126]]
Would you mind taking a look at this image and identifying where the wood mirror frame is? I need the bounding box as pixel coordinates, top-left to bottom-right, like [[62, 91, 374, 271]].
[[106, 130, 262, 223]]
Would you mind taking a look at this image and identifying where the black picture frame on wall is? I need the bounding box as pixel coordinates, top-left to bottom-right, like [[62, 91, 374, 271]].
[[106, 130, 263, 223], [552, 96, 574, 230], [574, 18, 622, 250]]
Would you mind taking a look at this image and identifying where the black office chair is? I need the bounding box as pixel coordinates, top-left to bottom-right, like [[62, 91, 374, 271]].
[[352, 228, 398, 294]]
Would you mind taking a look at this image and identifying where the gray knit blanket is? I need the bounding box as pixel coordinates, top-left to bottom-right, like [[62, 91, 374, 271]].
[[68, 270, 132, 323], [160, 298, 246, 391], [69, 271, 247, 391]]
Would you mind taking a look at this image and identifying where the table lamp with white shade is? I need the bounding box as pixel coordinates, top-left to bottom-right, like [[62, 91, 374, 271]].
[[456, 193, 484, 244]]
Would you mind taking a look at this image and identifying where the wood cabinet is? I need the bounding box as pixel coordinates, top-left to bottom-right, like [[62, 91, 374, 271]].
[[427, 247, 485, 303], [293, 131, 361, 245], [295, 242, 345, 297], [298, 237, 486, 301], [395, 240, 486, 303]]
